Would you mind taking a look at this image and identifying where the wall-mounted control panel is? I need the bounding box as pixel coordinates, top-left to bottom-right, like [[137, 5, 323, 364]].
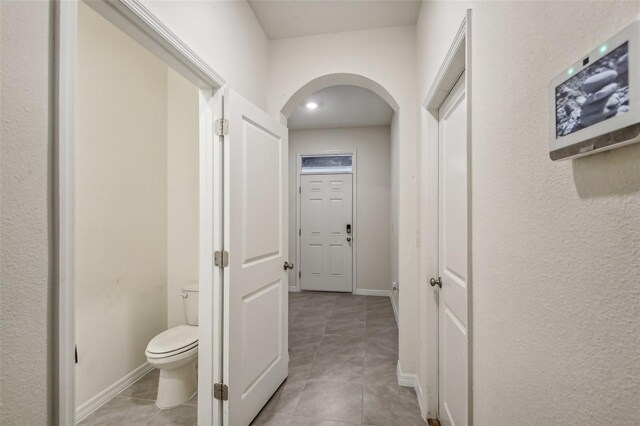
[[549, 19, 640, 160]]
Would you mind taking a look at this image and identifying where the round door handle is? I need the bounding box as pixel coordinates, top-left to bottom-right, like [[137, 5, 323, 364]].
[[346, 237, 352, 242], [284, 261, 294, 270], [430, 277, 442, 288]]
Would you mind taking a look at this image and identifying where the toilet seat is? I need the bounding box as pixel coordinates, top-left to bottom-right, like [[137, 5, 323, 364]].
[[146, 325, 198, 359]]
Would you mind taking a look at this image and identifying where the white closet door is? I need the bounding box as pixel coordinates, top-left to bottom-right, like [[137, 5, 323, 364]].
[[438, 72, 468, 426], [222, 88, 289, 425]]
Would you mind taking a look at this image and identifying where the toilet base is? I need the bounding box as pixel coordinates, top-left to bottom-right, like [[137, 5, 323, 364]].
[[156, 362, 197, 409]]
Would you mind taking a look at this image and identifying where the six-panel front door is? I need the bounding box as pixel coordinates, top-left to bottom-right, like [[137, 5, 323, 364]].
[[437, 72, 469, 426], [300, 173, 353, 293], [222, 88, 289, 425]]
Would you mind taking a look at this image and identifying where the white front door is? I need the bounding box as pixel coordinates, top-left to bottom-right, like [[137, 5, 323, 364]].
[[300, 173, 353, 293], [437, 72, 469, 426], [222, 88, 289, 425]]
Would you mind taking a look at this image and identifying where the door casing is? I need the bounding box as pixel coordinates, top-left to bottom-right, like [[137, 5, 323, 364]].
[[294, 150, 358, 294], [421, 9, 473, 424], [55, 1, 225, 424]]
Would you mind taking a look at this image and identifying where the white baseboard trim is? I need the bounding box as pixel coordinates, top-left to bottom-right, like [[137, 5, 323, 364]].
[[396, 360, 417, 387], [353, 288, 390, 297], [397, 360, 427, 420], [415, 375, 426, 420], [354, 289, 398, 326], [288, 286, 298, 292], [76, 362, 154, 422], [389, 292, 399, 325]]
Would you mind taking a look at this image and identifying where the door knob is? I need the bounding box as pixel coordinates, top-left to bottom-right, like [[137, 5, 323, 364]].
[[346, 236, 352, 242], [429, 277, 442, 288], [283, 261, 294, 271]]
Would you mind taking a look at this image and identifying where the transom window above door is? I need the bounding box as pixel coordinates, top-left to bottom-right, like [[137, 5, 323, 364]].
[[301, 155, 353, 174]]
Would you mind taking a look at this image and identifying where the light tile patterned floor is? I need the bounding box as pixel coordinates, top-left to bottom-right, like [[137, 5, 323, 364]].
[[79, 369, 197, 425], [80, 292, 423, 426], [251, 292, 426, 426]]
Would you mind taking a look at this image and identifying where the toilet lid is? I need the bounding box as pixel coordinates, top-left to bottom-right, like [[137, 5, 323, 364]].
[[147, 325, 198, 355]]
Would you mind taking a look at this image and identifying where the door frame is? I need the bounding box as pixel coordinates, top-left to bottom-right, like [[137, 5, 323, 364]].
[[55, 1, 225, 424], [422, 9, 472, 423], [294, 150, 358, 294]]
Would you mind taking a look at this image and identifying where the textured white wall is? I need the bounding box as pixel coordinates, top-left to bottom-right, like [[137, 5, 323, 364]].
[[268, 25, 419, 373], [417, 1, 640, 423], [288, 127, 391, 292], [167, 68, 199, 328], [0, 2, 53, 424], [143, 0, 269, 110], [75, 3, 168, 407], [0, 1, 269, 421]]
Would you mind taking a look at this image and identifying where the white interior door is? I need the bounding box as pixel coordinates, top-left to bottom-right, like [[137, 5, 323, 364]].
[[300, 174, 353, 293], [437, 72, 468, 426], [222, 88, 289, 425]]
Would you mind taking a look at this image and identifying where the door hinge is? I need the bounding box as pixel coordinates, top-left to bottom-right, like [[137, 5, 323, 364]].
[[213, 383, 228, 401], [214, 250, 229, 268], [215, 119, 229, 136], [299, 186, 301, 194], [299, 229, 301, 236], [299, 271, 301, 278]]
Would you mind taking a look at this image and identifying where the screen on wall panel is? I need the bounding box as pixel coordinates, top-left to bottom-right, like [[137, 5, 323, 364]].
[[555, 41, 629, 137]]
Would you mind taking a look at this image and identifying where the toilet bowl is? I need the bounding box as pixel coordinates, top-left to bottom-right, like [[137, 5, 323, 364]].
[[146, 284, 198, 408]]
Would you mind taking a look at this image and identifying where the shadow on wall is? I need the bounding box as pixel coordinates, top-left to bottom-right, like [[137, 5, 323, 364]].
[[572, 142, 640, 198]]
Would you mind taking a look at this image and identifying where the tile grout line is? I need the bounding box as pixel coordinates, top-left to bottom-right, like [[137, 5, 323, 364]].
[[144, 408, 162, 426], [263, 293, 406, 425]]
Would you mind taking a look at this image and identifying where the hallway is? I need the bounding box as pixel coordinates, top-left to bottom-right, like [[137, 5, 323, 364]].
[[252, 292, 425, 425]]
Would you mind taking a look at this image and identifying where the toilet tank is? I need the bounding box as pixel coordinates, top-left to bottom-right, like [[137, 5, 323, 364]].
[[182, 283, 199, 326]]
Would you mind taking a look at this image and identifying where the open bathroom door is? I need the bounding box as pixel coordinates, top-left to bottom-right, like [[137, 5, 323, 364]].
[[221, 88, 289, 425]]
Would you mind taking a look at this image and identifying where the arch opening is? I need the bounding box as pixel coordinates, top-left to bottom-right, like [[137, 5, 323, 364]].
[[280, 73, 400, 120], [283, 72, 401, 318]]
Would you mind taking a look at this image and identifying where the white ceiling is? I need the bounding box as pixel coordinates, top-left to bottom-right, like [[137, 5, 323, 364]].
[[247, 0, 422, 40], [288, 85, 394, 130]]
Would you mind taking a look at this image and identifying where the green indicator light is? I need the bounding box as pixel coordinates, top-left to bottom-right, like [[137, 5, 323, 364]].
[[568, 67, 574, 75], [600, 44, 608, 53]]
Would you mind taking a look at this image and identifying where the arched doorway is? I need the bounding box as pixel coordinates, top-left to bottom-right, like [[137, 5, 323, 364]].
[[253, 73, 425, 426], [281, 74, 400, 303], [280, 73, 400, 121]]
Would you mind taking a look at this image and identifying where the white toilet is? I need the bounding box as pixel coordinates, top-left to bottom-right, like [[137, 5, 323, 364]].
[[146, 284, 199, 409]]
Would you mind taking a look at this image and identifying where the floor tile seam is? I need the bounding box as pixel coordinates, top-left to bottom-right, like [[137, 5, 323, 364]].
[[313, 352, 364, 366], [306, 376, 365, 385], [363, 328, 398, 334], [363, 334, 398, 343], [361, 369, 365, 426], [320, 333, 365, 340], [302, 378, 366, 387], [292, 407, 364, 425], [311, 354, 365, 363], [308, 361, 365, 371], [271, 413, 364, 426], [122, 395, 159, 403], [113, 395, 133, 400], [142, 406, 162, 426]]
